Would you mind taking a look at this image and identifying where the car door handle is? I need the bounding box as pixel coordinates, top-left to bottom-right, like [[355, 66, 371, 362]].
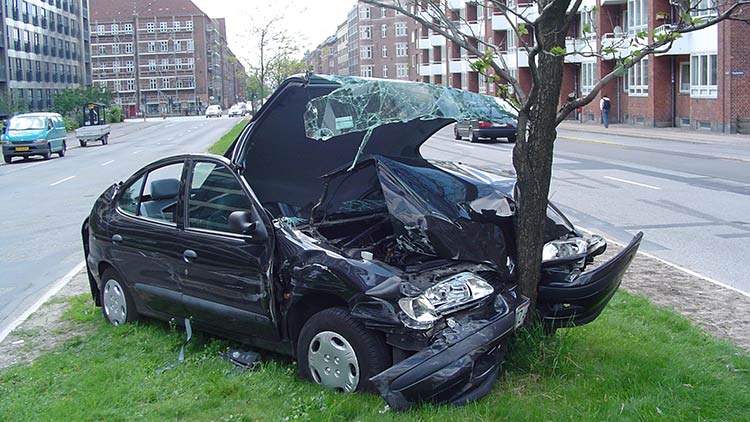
[[183, 249, 198, 263], [111, 234, 123, 245]]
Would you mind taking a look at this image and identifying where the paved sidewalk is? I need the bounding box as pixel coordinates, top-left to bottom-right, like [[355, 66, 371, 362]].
[[559, 121, 750, 145]]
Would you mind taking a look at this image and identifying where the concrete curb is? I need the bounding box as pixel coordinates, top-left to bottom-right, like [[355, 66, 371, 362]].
[[559, 121, 750, 145]]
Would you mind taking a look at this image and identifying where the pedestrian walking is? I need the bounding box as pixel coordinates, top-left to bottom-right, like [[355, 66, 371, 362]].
[[600, 94, 611, 128]]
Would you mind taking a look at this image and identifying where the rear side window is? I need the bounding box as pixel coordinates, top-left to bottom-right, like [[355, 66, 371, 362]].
[[140, 163, 184, 223], [118, 175, 145, 216]]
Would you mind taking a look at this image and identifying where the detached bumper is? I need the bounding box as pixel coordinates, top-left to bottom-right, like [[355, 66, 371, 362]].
[[537, 232, 643, 328], [371, 297, 528, 411]]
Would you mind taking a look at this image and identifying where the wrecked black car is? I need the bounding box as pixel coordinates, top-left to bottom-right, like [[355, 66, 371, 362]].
[[82, 74, 642, 410]]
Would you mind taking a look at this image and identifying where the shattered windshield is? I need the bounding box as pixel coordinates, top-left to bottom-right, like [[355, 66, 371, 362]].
[[303, 76, 517, 167]]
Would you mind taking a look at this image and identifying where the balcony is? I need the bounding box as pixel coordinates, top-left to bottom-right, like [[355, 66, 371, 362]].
[[491, 14, 512, 31], [429, 34, 445, 47], [418, 63, 431, 77], [417, 37, 430, 49], [449, 58, 472, 73], [564, 37, 595, 63], [459, 21, 482, 37]]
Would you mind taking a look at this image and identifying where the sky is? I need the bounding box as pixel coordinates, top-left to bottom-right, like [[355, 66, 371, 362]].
[[191, 0, 357, 69]]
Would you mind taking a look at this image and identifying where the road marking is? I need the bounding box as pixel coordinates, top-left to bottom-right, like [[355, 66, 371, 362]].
[[50, 175, 76, 186], [559, 135, 625, 147], [0, 261, 86, 344], [132, 150, 142, 155], [101, 160, 115, 166], [20, 160, 52, 170], [578, 227, 750, 299], [603, 175, 661, 190]]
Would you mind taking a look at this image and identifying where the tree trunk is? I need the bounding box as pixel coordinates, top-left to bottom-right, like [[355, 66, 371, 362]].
[[512, 3, 568, 310]]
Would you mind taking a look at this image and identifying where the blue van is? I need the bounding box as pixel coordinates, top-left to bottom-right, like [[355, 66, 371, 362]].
[[2, 112, 67, 164]]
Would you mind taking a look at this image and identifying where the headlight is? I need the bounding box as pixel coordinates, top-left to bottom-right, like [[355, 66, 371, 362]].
[[542, 238, 588, 262], [398, 272, 494, 329], [36, 138, 47, 143]]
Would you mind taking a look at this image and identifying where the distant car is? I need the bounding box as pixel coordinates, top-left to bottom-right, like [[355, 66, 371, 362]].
[[228, 105, 243, 117], [454, 106, 517, 143], [1, 112, 67, 163], [205, 105, 222, 118]]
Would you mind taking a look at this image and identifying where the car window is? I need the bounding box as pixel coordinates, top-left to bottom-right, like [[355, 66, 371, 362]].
[[117, 175, 145, 216], [139, 163, 184, 223], [187, 161, 253, 233]]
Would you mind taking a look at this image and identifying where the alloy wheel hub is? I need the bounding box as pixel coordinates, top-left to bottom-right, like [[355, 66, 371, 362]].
[[307, 331, 359, 392], [103, 279, 127, 326]]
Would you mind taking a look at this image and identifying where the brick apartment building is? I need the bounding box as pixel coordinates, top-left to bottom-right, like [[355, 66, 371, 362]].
[[306, 1, 418, 81], [0, 0, 93, 116], [89, 0, 247, 117]]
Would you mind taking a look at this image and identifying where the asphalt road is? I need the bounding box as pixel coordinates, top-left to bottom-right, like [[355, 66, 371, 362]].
[[0, 116, 239, 334], [421, 126, 750, 293]]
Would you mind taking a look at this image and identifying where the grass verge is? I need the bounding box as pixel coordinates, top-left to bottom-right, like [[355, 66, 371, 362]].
[[0, 291, 748, 421], [208, 119, 250, 155]]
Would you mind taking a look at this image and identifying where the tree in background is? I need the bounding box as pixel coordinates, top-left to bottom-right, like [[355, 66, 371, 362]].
[[243, 16, 300, 102], [53, 86, 113, 120], [364, 0, 749, 310]]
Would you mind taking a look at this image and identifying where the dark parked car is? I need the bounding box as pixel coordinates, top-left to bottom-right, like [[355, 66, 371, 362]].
[[453, 103, 518, 143], [82, 74, 642, 410]]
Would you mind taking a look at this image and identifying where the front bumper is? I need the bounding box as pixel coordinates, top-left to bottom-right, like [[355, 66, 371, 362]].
[[3, 144, 47, 157], [537, 232, 643, 328], [371, 295, 529, 410]]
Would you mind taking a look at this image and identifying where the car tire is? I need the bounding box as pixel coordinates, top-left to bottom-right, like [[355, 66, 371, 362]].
[[80, 140, 87, 147], [507, 135, 517, 143], [3, 155, 11, 164], [58, 141, 66, 157], [42, 147, 51, 160], [469, 127, 478, 143], [297, 307, 390, 394], [454, 126, 462, 140], [102, 134, 109, 145], [100, 268, 138, 326]]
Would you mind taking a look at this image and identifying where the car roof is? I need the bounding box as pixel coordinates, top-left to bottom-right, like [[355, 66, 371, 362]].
[[13, 112, 62, 118]]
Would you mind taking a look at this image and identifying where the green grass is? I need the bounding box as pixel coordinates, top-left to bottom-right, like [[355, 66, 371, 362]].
[[208, 119, 250, 155], [0, 291, 748, 421]]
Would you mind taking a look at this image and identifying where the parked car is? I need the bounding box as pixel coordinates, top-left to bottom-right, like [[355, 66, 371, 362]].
[[205, 105, 223, 118], [2, 112, 67, 163], [82, 74, 641, 410], [228, 104, 244, 117], [454, 104, 518, 143]]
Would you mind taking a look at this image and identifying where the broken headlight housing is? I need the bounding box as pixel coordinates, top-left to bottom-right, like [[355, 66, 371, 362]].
[[542, 238, 588, 263], [398, 272, 494, 330]]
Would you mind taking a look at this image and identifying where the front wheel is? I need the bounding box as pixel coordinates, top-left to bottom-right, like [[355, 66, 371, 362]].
[[102, 134, 109, 145], [100, 269, 139, 326], [297, 308, 390, 393], [3, 155, 12, 164], [79, 140, 87, 147], [42, 146, 51, 160], [58, 141, 66, 157]]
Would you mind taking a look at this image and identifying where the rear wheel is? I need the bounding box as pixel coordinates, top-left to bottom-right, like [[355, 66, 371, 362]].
[[102, 134, 109, 145], [58, 141, 66, 157], [507, 135, 517, 143], [79, 140, 87, 147], [454, 126, 462, 140], [100, 269, 138, 326], [297, 307, 390, 393], [469, 127, 478, 143]]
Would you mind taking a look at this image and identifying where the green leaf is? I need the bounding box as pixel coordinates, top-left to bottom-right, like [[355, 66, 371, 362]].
[[583, 24, 592, 33], [517, 23, 529, 35], [550, 46, 567, 56], [636, 30, 648, 38]]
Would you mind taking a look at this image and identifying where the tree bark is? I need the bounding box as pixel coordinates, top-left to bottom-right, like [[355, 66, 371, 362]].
[[512, 1, 568, 308]]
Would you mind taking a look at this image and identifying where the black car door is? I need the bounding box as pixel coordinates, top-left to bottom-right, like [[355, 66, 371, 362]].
[[178, 157, 278, 340], [107, 159, 188, 318]]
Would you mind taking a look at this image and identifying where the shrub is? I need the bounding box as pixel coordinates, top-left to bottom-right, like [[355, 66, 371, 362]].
[[63, 116, 80, 132], [107, 106, 123, 123]]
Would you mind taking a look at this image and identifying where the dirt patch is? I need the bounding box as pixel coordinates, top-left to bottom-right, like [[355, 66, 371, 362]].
[[598, 241, 750, 351], [0, 271, 93, 369]]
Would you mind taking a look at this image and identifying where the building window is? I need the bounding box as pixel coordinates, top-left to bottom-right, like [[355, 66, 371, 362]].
[[360, 7, 370, 20], [148, 59, 156, 71], [146, 22, 154, 33], [161, 59, 169, 70], [691, 0, 717, 17], [149, 78, 157, 89], [679, 62, 690, 94], [96, 24, 105, 34], [124, 23, 133, 33], [112, 44, 120, 54], [396, 42, 407, 57], [396, 63, 408, 78], [113, 60, 120, 73], [187, 58, 194, 69], [111, 23, 119, 34], [175, 58, 182, 70], [125, 43, 133, 53], [360, 45, 372, 59], [186, 20, 193, 31], [627, 0, 647, 33], [580, 9, 595, 38], [99, 81, 107, 89], [162, 77, 170, 88], [395, 22, 407, 37], [126, 79, 135, 91], [114, 80, 121, 91], [690, 54, 717, 98], [174, 40, 182, 51], [381, 23, 387, 38], [360, 25, 372, 40], [581, 61, 597, 95], [361, 65, 373, 77], [173, 21, 181, 32], [507, 30, 517, 50], [382, 45, 388, 58], [160, 40, 168, 51], [381, 7, 387, 18], [187, 39, 194, 51], [627, 58, 648, 96], [98, 45, 106, 54], [148, 41, 155, 52], [382, 64, 388, 78], [159, 22, 168, 32], [126, 60, 134, 72]]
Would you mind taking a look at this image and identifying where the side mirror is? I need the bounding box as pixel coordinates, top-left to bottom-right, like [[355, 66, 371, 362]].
[[228, 210, 257, 235]]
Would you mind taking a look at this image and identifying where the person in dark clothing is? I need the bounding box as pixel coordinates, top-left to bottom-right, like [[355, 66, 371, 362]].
[[600, 95, 611, 128]]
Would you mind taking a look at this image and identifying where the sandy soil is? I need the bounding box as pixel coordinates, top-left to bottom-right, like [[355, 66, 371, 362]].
[[1, 241, 748, 369]]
